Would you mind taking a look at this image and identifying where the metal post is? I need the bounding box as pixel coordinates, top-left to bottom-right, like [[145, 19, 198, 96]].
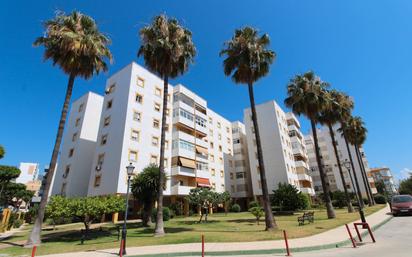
[[119, 175, 131, 256], [201, 234, 205, 257], [366, 224, 376, 243], [345, 224, 357, 248], [283, 230, 291, 256], [31, 246, 37, 257]]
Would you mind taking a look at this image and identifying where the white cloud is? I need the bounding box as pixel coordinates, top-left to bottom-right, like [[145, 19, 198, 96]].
[[395, 168, 412, 183]]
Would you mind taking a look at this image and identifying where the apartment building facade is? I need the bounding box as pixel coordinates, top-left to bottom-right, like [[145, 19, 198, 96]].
[[369, 167, 397, 194], [243, 101, 313, 199], [305, 126, 377, 197]]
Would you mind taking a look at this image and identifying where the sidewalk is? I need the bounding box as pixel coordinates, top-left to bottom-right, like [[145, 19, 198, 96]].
[[41, 205, 392, 257]]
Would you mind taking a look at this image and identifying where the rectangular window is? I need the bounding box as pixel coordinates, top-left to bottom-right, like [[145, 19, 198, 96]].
[[68, 148, 74, 157], [152, 136, 159, 146], [209, 129, 213, 136], [72, 133, 77, 142], [218, 133, 222, 140], [106, 83, 116, 94], [136, 93, 143, 103], [226, 127, 230, 133], [75, 118, 81, 127], [150, 155, 158, 164], [104, 116, 111, 127], [154, 102, 161, 112], [153, 119, 160, 129], [97, 153, 105, 167], [129, 150, 138, 162], [155, 87, 162, 96], [219, 145, 222, 152], [220, 170, 224, 177], [211, 168, 216, 176], [230, 172, 234, 179], [131, 130, 140, 141], [137, 76, 145, 87], [217, 122, 221, 128], [133, 111, 141, 122], [101, 134, 108, 145], [107, 99, 113, 109], [227, 138, 231, 144], [210, 142, 214, 148], [94, 175, 101, 187], [63, 165, 70, 178], [209, 117, 213, 124], [210, 154, 215, 162], [219, 157, 223, 164], [78, 103, 84, 112]]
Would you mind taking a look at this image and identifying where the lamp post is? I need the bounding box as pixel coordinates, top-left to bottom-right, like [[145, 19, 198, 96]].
[[343, 160, 366, 223], [120, 163, 135, 256]]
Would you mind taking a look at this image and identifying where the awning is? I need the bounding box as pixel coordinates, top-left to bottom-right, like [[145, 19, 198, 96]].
[[196, 177, 211, 187], [195, 145, 208, 155], [179, 157, 196, 169]]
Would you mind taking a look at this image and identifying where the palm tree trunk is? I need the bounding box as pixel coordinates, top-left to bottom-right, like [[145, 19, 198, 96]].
[[355, 145, 374, 206], [247, 83, 276, 230], [154, 75, 168, 236], [327, 124, 354, 213], [142, 201, 153, 227], [311, 120, 335, 219], [357, 146, 375, 205], [344, 136, 364, 209], [25, 74, 76, 246]]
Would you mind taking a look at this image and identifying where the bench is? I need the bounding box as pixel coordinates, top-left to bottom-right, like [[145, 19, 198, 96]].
[[297, 211, 314, 226]]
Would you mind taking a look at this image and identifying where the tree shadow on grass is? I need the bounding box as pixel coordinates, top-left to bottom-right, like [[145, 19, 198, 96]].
[[127, 226, 195, 238], [174, 220, 220, 226]]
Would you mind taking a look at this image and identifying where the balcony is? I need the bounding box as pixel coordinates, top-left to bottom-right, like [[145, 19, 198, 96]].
[[297, 172, 312, 182], [173, 131, 208, 149], [300, 187, 315, 195], [171, 184, 194, 195], [171, 166, 196, 177], [196, 169, 210, 179], [295, 160, 309, 169]]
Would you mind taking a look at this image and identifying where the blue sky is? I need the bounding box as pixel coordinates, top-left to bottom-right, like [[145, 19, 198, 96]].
[[0, 1, 411, 181]]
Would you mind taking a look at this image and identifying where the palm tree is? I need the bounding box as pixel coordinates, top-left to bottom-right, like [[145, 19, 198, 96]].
[[318, 90, 354, 213], [27, 11, 112, 246], [138, 15, 196, 236], [285, 71, 336, 219], [220, 27, 277, 230], [0, 145, 4, 159], [341, 116, 374, 206]]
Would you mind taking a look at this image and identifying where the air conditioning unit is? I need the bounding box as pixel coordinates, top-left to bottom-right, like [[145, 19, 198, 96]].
[[95, 165, 102, 171]]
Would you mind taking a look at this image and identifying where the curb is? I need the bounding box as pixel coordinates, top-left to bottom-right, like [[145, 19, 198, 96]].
[[127, 215, 393, 257]]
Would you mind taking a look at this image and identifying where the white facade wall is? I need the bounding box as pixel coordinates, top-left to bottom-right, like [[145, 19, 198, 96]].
[[244, 101, 299, 196], [52, 92, 103, 196], [17, 163, 39, 184]]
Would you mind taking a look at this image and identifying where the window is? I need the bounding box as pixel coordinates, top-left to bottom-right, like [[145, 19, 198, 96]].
[[165, 140, 169, 149], [220, 170, 224, 177], [136, 93, 143, 103], [106, 83, 116, 94], [104, 116, 111, 126], [155, 87, 162, 96], [153, 119, 160, 129], [164, 158, 168, 167], [133, 111, 141, 122], [94, 175, 101, 187], [101, 134, 108, 145], [210, 154, 215, 162], [107, 99, 113, 109], [209, 129, 213, 136], [231, 185, 235, 193], [212, 182, 216, 189], [211, 169, 216, 176], [210, 142, 214, 148], [227, 138, 231, 144], [230, 172, 234, 180], [75, 118, 81, 127], [97, 153, 105, 167], [68, 148, 74, 157], [150, 155, 158, 164], [209, 117, 213, 124], [61, 183, 67, 195], [137, 76, 144, 87], [78, 103, 84, 112], [129, 150, 138, 162], [218, 145, 222, 152], [217, 122, 221, 128], [226, 127, 230, 133], [154, 102, 161, 112], [219, 157, 223, 164], [63, 165, 70, 178], [218, 133, 222, 140], [72, 133, 77, 142], [236, 172, 246, 179], [152, 136, 159, 146], [131, 130, 139, 141]]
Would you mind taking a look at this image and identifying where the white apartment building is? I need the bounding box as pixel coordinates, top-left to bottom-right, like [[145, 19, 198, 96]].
[[369, 167, 397, 194], [224, 121, 253, 209], [305, 126, 377, 197], [52, 92, 104, 197], [17, 163, 39, 184], [286, 113, 315, 195], [53, 62, 233, 213], [244, 101, 310, 198]]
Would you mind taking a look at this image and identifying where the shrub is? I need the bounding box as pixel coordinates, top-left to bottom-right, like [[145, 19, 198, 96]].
[[271, 183, 308, 211], [169, 202, 183, 216], [298, 193, 310, 210], [331, 191, 347, 208], [151, 207, 171, 222], [248, 200, 260, 209], [13, 219, 23, 228], [230, 204, 241, 212], [363, 198, 369, 205], [374, 194, 387, 204], [249, 206, 264, 225]]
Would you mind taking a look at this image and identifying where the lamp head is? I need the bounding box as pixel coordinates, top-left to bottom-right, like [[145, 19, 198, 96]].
[[126, 162, 135, 176]]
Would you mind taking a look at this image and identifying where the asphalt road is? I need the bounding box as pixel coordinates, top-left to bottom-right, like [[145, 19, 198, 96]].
[[214, 215, 412, 257]]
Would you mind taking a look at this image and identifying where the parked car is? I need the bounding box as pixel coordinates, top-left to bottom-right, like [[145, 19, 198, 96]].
[[391, 195, 412, 216]]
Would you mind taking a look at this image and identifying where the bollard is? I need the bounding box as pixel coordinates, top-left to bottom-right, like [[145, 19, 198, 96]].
[[119, 239, 125, 257], [283, 230, 291, 256], [31, 246, 37, 257], [353, 222, 376, 243], [201, 234, 205, 257], [345, 224, 356, 248]]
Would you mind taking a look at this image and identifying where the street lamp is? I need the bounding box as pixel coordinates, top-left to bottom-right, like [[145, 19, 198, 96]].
[[120, 163, 135, 256], [343, 160, 366, 223]]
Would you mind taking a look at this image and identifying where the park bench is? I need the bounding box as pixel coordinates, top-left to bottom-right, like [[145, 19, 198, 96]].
[[297, 211, 314, 226]]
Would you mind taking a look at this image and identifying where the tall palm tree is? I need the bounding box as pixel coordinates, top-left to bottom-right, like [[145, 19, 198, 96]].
[[220, 27, 277, 230], [138, 15, 196, 236], [285, 71, 336, 219], [340, 116, 374, 206], [318, 90, 354, 213], [27, 11, 112, 246]]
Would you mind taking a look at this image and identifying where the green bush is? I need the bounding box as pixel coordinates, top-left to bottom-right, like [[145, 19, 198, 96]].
[[248, 201, 260, 209], [151, 207, 171, 222], [271, 183, 308, 211], [169, 202, 183, 216], [331, 191, 347, 208], [374, 194, 387, 204], [363, 198, 369, 205], [13, 219, 23, 228], [230, 204, 241, 212], [298, 193, 310, 210]]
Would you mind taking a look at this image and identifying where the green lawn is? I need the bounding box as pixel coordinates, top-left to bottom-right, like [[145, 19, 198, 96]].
[[0, 205, 385, 256]]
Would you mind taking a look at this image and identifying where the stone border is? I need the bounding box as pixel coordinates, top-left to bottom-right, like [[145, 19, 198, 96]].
[[128, 216, 393, 257]]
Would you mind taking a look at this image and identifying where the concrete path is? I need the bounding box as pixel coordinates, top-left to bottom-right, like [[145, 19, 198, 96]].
[[39, 205, 392, 257]]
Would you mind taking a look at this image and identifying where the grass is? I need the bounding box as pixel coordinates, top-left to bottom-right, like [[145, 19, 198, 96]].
[[0, 205, 385, 256]]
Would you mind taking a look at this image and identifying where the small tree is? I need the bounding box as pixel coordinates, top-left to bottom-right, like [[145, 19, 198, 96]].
[[219, 191, 231, 214], [45, 196, 72, 230], [186, 188, 215, 223], [271, 183, 308, 211], [0, 165, 21, 202], [249, 206, 264, 225], [399, 174, 412, 195]]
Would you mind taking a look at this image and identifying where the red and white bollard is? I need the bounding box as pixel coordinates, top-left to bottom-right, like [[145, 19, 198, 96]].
[[201, 234, 205, 257], [31, 246, 37, 257], [119, 239, 125, 257], [283, 230, 291, 256]]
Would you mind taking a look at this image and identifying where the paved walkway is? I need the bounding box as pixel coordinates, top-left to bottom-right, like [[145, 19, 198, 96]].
[[39, 205, 392, 257]]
